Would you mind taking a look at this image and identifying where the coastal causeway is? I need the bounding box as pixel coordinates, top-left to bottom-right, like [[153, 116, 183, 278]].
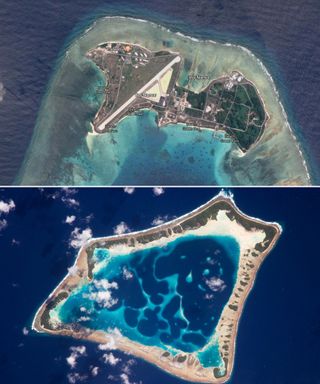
[[33, 193, 281, 383]]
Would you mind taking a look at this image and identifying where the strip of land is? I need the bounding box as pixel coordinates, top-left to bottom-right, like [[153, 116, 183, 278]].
[[32, 192, 281, 383], [87, 42, 268, 152]]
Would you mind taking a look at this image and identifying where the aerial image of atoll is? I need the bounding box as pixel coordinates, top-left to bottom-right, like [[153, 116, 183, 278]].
[[17, 17, 310, 186], [33, 191, 281, 383], [2, 187, 320, 383]]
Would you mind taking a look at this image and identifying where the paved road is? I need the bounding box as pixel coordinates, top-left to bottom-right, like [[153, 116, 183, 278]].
[[96, 55, 181, 132]]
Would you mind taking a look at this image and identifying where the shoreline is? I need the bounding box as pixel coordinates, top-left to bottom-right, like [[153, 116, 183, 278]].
[[17, 15, 312, 186], [88, 37, 268, 154], [32, 191, 281, 383], [83, 16, 311, 183]]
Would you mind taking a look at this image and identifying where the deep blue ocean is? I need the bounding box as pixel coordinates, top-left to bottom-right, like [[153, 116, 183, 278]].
[[0, 187, 319, 384], [0, 0, 320, 184]]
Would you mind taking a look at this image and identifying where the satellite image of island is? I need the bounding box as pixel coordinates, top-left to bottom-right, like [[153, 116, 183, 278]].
[[15, 16, 312, 186], [32, 191, 281, 383], [1, 187, 320, 384], [87, 42, 267, 153]]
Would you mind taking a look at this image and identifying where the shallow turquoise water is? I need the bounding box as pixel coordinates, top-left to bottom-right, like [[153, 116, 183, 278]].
[[64, 109, 233, 185], [16, 15, 312, 185], [57, 234, 240, 367], [198, 340, 223, 368]]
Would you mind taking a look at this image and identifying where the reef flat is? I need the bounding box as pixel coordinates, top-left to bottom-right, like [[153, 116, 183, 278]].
[[32, 192, 281, 383], [17, 17, 310, 185]]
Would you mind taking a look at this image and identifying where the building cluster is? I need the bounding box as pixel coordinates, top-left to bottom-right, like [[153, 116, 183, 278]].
[[225, 71, 244, 90], [103, 43, 151, 68]]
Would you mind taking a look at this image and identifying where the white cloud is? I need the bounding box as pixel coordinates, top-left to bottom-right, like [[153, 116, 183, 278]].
[[65, 215, 76, 225], [48, 189, 79, 208], [22, 327, 29, 336], [0, 219, 8, 231], [98, 339, 115, 351], [0, 199, 15, 232], [151, 214, 173, 226], [0, 199, 15, 214], [78, 316, 91, 322], [120, 373, 131, 384], [85, 214, 94, 223], [66, 346, 87, 369], [120, 373, 140, 384], [62, 197, 80, 208], [91, 366, 99, 377], [0, 82, 5, 103], [109, 369, 142, 384], [124, 187, 135, 195], [122, 359, 136, 375], [68, 265, 79, 276], [70, 346, 86, 356], [113, 221, 130, 235], [127, 359, 136, 366], [152, 187, 165, 196], [83, 279, 118, 308], [97, 329, 121, 352], [206, 257, 218, 266], [66, 355, 77, 369], [84, 291, 118, 308], [103, 352, 120, 366], [94, 279, 118, 290], [78, 306, 93, 315], [205, 277, 226, 292], [70, 227, 92, 249], [49, 191, 60, 200], [107, 327, 122, 337], [62, 188, 78, 196], [67, 373, 88, 384], [122, 267, 133, 280], [122, 365, 132, 375]]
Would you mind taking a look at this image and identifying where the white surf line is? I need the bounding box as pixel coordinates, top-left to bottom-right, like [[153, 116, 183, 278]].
[[96, 55, 181, 132], [86, 189, 282, 247], [87, 17, 311, 183], [32, 189, 282, 333]]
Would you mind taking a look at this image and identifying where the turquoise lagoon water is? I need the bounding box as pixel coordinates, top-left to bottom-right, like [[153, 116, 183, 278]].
[[57, 234, 240, 367], [63, 110, 233, 185]]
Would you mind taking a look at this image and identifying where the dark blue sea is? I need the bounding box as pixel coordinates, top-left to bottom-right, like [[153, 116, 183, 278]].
[[0, 187, 319, 384], [0, 0, 320, 184]]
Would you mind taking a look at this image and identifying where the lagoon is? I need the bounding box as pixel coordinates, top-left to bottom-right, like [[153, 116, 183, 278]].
[[57, 235, 239, 364]]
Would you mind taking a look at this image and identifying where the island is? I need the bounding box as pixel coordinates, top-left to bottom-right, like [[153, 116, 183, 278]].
[[17, 17, 311, 186], [87, 42, 268, 152], [32, 192, 281, 383]]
